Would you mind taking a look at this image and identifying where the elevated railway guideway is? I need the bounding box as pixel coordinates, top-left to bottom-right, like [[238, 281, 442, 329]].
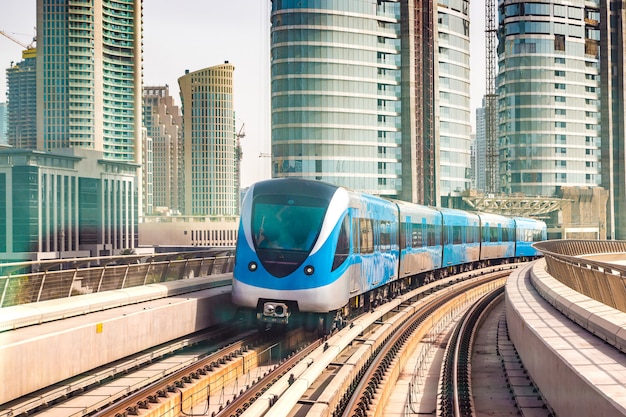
[[505, 239, 626, 417], [0, 248, 235, 309], [533, 239, 626, 313]]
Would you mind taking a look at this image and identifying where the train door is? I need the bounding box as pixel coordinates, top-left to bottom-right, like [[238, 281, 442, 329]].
[[350, 216, 361, 295]]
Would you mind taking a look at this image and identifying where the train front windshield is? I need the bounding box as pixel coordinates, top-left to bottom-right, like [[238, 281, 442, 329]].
[[252, 195, 326, 252]]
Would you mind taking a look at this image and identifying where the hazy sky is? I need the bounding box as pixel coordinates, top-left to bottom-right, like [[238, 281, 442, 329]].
[[0, 0, 487, 188]]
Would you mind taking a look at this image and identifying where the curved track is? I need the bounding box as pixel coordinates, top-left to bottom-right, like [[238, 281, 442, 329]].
[[8, 264, 553, 417]]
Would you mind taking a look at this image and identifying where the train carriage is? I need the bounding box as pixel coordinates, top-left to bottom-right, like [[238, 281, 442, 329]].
[[395, 200, 443, 281], [439, 207, 481, 271], [513, 217, 548, 258], [232, 178, 399, 331], [478, 212, 516, 261], [347, 192, 400, 302]]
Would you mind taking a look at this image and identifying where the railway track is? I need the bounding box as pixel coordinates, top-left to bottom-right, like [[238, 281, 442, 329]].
[[8, 264, 548, 417], [88, 331, 314, 417], [439, 285, 551, 417], [217, 266, 514, 417], [439, 287, 504, 417], [4, 324, 291, 417], [0, 323, 236, 416]]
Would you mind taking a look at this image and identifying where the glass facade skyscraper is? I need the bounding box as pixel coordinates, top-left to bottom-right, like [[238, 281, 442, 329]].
[[436, 0, 472, 196], [270, 0, 403, 196], [270, 0, 472, 203], [36, 0, 142, 163], [497, 0, 601, 196], [6, 50, 37, 150], [601, 0, 626, 239], [143, 86, 183, 216], [178, 63, 238, 217]]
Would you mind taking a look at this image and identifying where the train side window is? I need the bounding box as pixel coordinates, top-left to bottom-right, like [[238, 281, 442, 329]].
[[428, 224, 439, 246], [380, 220, 391, 249], [352, 217, 360, 254], [490, 226, 499, 242], [399, 221, 407, 248], [453, 226, 462, 244], [332, 215, 351, 271], [360, 218, 374, 254], [412, 223, 422, 247]]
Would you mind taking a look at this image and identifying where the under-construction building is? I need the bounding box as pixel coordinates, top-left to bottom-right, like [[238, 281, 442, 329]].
[[6, 49, 37, 150]]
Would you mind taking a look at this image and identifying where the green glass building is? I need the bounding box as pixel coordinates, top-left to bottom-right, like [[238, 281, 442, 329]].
[[497, 0, 601, 196], [270, 0, 403, 196], [36, 0, 142, 163], [270, 0, 471, 203]]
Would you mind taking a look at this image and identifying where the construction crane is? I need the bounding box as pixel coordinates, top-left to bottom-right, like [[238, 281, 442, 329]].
[[1, 29, 36, 59], [235, 123, 245, 162], [236, 123, 246, 141]]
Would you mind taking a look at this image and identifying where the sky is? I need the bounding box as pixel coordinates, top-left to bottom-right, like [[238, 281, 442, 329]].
[[0, 0, 486, 188]]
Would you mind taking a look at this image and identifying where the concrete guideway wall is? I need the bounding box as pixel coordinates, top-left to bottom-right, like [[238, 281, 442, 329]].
[[506, 263, 626, 417], [0, 284, 235, 406], [0, 274, 231, 332]]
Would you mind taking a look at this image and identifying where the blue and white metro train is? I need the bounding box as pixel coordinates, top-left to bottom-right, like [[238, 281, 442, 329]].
[[232, 178, 547, 332]]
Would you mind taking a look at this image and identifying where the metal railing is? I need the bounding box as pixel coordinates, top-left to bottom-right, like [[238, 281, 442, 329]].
[[533, 240, 626, 313], [0, 248, 235, 308]]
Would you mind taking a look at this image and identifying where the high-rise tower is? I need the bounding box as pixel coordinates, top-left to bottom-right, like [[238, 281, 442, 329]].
[[143, 86, 183, 215], [270, 1, 403, 197], [178, 63, 238, 217], [435, 0, 472, 198], [6, 50, 37, 149], [601, 0, 626, 239], [497, 0, 601, 196], [36, 0, 143, 164], [269, 0, 471, 205]]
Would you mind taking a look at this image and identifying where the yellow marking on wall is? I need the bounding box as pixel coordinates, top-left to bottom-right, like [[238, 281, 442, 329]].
[[96, 323, 103, 333]]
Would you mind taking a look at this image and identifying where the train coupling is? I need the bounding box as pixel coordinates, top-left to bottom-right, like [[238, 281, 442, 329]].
[[258, 302, 291, 324]]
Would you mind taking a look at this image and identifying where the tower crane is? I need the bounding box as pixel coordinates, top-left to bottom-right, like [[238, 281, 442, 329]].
[[236, 123, 245, 162], [1, 30, 35, 49], [236, 123, 246, 141], [1, 29, 36, 59]]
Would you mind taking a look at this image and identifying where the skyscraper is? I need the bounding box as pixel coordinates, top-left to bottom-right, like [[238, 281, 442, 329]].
[[474, 101, 487, 192], [36, 0, 143, 163], [0, 103, 6, 145], [178, 63, 238, 217], [6, 50, 37, 149], [497, 0, 601, 196], [269, 0, 471, 205], [271, 1, 403, 197], [601, 0, 626, 239], [3, 0, 144, 258], [436, 0, 472, 197], [143, 86, 183, 215]]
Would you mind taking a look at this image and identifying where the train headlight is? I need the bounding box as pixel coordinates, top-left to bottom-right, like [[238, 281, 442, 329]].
[[248, 261, 258, 272], [304, 265, 315, 275]]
